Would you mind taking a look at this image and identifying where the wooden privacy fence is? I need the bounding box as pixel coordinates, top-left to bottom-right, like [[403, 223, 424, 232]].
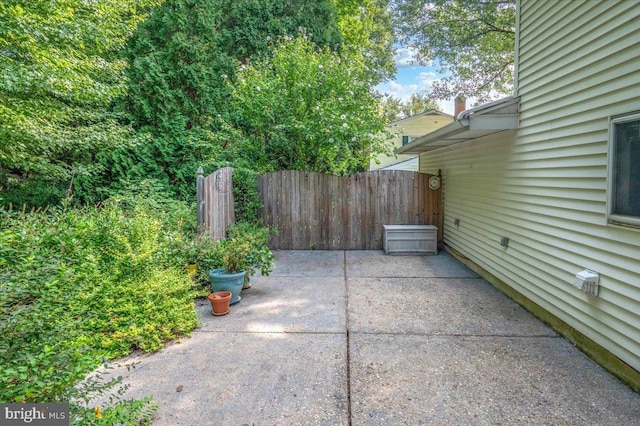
[[258, 170, 442, 250], [196, 166, 234, 240]]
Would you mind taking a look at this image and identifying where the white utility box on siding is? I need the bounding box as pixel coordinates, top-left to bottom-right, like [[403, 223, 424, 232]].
[[383, 224, 438, 255]]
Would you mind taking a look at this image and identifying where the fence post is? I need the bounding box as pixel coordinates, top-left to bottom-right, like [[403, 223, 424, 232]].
[[196, 166, 205, 233]]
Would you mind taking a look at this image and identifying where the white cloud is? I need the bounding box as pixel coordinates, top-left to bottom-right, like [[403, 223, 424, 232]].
[[378, 78, 456, 115], [416, 71, 437, 83], [376, 53, 468, 115], [393, 47, 430, 69], [378, 72, 437, 102], [378, 82, 416, 102]]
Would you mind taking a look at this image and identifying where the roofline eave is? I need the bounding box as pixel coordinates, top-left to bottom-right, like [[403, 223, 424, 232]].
[[396, 96, 519, 155]]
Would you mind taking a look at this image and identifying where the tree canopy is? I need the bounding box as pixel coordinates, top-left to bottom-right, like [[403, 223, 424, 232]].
[[224, 35, 391, 174], [382, 93, 439, 122], [0, 0, 159, 190], [125, 0, 343, 135], [102, 0, 347, 198], [335, 0, 396, 84], [391, 0, 516, 102], [1, 0, 397, 205]]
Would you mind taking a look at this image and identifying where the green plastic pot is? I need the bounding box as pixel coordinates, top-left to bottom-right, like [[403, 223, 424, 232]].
[[209, 269, 245, 304]]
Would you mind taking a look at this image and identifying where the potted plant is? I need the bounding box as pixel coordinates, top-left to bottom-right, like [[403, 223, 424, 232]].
[[185, 263, 198, 276], [227, 223, 275, 289], [182, 238, 201, 275], [209, 238, 252, 304], [174, 235, 220, 294], [243, 244, 275, 288]]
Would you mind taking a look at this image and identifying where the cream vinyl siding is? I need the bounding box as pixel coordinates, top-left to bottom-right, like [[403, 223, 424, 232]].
[[420, 0, 640, 372]]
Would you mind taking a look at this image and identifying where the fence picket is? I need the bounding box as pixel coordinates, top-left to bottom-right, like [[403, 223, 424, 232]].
[[257, 170, 441, 250], [199, 168, 442, 249]]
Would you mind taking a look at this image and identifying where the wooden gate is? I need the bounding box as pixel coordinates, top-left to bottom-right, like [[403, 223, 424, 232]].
[[196, 166, 234, 240], [258, 170, 442, 250]]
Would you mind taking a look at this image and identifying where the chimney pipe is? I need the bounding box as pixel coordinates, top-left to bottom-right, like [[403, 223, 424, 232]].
[[454, 94, 466, 119]]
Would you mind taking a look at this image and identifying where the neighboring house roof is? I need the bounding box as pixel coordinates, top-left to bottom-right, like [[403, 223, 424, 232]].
[[397, 96, 519, 154], [390, 109, 452, 127], [370, 108, 453, 171]]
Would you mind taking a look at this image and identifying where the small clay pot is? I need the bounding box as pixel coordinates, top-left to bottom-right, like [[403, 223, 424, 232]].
[[208, 291, 232, 316]]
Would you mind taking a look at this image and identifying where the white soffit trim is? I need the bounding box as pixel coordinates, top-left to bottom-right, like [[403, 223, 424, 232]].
[[397, 96, 519, 154]]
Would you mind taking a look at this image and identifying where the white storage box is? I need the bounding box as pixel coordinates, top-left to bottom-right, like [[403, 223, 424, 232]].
[[383, 224, 437, 255]]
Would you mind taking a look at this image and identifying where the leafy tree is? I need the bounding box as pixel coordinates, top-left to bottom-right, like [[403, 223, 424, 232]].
[[403, 92, 439, 117], [382, 93, 439, 122], [126, 0, 342, 134], [225, 35, 391, 175], [220, 1, 342, 62], [334, 0, 396, 84], [0, 0, 159, 201], [381, 96, 404, 123], [113, 0, 343, 198], [101, 0, 232, 199], [391, 0, 516, 102]]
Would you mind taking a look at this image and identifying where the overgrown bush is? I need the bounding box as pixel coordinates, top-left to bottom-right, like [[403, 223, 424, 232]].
[[0, 177, 68, 210], [232, 167, 264, 225], [226, 222, 275, 278], [163, 232, 222, 294], [0, 198, 198, 423], [0, 184, 276, 424]]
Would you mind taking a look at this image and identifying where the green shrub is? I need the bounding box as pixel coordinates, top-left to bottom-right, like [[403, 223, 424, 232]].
[[227, 221, 271, 246], [0, 177, 67, 210], [226, 222, 275, 276], [161, 228, 221, 294], [215, 237, 253, 274], [0, 198, 198, 423], [0, 189, 275, 423], [231, 168, 264, 225], [63, 364, 157, 425]]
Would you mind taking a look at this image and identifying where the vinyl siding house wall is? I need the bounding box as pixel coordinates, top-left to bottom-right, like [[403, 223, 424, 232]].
[[400, 0, 640, 389], [369, 110, 452, 171]]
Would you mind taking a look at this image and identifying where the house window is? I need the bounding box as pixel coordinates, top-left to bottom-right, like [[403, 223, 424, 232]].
[[402, 135, 410, 145], [608, 113, 640, 227]]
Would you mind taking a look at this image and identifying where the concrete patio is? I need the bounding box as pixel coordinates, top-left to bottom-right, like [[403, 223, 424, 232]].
[[103, 251, 640, 425]]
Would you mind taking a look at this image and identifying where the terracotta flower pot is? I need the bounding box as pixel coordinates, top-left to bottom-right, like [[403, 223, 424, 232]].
[[208, 291, 232, 316]]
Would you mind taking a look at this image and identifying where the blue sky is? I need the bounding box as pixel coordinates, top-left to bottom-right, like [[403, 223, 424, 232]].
[[375, 47, 456, 116]]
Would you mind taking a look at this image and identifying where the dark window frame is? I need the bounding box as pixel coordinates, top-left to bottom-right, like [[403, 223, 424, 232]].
[[607, 112, 640, 228]]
